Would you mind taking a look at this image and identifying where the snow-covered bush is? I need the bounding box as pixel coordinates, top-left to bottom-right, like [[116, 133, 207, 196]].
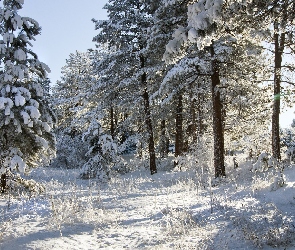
[[176, 135, 213, 188], [156, 156, 175, 172], [232, 203, 295, 248], [7, 174, 45, 197], [161, 207, 196, 236], [252, 152, 285, 192], [51, 131, 88, 169], [281, 124, 295, 163], [48, 182, 104, 234], [80, 121, 122, 181], [252, 152, 274, 172], [269, 173, 285, 191], [0, 148, 47, 196]]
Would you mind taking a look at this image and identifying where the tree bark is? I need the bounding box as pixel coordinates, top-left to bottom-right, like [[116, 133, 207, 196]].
[[197, 81, 205, 138], [160, 120, 169, 158], [175, 93, 183, 158], [187, 89, 197, 143], [1, 173, 6, 193], [210, 44, 226, 178], [140, 54, 157, 175], [272, 26, 285, 161], [110, 106, 115, 139], [143, 88, 157, 174]]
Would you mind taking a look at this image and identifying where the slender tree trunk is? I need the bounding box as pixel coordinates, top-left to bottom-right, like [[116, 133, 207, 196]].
[[1, 173, 6, 193], [140, 54, 157, 175], [110, 106, 115, 139], [160, 120, 169, 158], [187, 89, 197, 143], [197, 81, 205, 139], [210, 44, 226, 178], [143, 88, 157, 174], [272, 26, 285, 161], [175, 93, 183, 158]]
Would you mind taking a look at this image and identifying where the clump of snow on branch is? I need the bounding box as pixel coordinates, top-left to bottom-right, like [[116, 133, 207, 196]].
[[14, 49, 26, 61], [164, 0, 224, 62], [1, 148, 27, 174], [188, 0, 223, 31]]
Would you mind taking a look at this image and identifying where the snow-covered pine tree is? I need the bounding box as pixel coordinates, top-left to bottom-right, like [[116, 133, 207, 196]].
[[52, 50, 98, 169], [0, 0, 55, 192], [250, 0, 295, 161], [93, 0, 159, 174], [148, 0, 194, 161], [163, 0, 272, 177]]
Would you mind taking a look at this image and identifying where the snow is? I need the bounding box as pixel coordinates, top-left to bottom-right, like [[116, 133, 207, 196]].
[[0, 157, 294, 249], [5, 85, 10, 93], [164, 0, 226, 61], [0, 97, 13, 110], [0, 97, 6, 109], [14, 95, 26, 106], [4, 105, 10, 116], [26, 105, 41, 119], [20, 111, 31, 125], [12, 65, 25, 80], [188, 27, 198, 42], [3, 32, 14, 44], [42, 122, 51, 132], [4, 10, 11, 20], [11, 14, 23, 30], [14, 49, 26, 61], [39, 62, 51, 74], [0, 44, 6, 53], [35, 136, 49, 149], [4, 73, 13, 82], [32, 83, 44, 97], [10, 155, 26, 173]]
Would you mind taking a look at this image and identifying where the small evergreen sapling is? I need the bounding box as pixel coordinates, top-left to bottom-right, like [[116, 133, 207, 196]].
[[80, 121, 120, 181]]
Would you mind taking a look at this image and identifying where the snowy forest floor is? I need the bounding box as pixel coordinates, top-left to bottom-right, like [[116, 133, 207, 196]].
[[0, 156, 295, 250]]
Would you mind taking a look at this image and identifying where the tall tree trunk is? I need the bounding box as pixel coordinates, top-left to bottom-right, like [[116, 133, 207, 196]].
[[197, 81, 205, 139], [160, 120, 169, 158], [140, 54, 157, 175], [187, 89, 197, 143], [210, 44, 226, 178], [143, 88, 157, 174], [1, 173, 6, 193], [175, 93, 184, 158], [272, 26, 285, 161], [110, 106, 115, 139]]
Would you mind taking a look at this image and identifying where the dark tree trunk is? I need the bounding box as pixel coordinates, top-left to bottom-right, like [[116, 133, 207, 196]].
[[110, 106, 115, 139], [210, 44, 226, 178], [197, 81, 205, 138], [175, 93, 183, 158], [143, 88, 157, 174], [160, 120, 169, 158], [272, 27, 285, 161], [1, 173, 6, 193], [140, 54, 157, 175], [187, 89, 197, 143]]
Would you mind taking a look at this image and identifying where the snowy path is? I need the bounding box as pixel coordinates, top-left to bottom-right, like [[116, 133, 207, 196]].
[[0, 165, 294, 249]]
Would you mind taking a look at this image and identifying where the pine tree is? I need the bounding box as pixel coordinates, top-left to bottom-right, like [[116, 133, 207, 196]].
[[254, 0, 295, 161], [93, 0, 159, 174], [0, 0, 55, 192], [163, 0, 271, 177], [52, 50, 97, 169]]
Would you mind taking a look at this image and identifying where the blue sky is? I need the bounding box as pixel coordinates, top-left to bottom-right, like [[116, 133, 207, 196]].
[[19, 0, 108, 84]]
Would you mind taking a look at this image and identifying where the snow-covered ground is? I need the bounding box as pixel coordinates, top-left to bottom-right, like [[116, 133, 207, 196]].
[[0, 156, 294, 249]]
